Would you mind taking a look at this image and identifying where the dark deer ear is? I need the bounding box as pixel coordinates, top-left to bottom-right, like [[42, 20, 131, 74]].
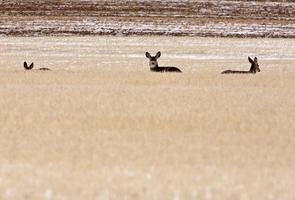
[[156, 51, 161, 58], [254, 57, 258, 63], [146, 52, 152, 59], [29, 62, 34, 69], [248, 57, 254, 63], [24, 61, 30, 70]]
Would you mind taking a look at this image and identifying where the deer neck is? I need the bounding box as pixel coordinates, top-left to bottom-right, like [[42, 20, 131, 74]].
[[150, 63, 159, 71]]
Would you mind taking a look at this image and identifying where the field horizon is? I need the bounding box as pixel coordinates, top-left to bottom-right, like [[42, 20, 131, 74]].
[[1, 0, 295, 37]]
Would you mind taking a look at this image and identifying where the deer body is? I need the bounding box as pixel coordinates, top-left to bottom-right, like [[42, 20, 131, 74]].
[[150, 66, 181, 72], [222, 57, 260, 74], [222, 70, 255, 74], [146, 52, 182, 73], [24, 62, 51, 71]]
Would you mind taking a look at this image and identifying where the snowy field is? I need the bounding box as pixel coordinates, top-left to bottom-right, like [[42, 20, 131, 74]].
[[0, 36, 295, 199], [1, 36, 295, 71]]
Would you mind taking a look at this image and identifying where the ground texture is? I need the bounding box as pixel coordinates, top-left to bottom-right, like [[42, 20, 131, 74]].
[[0, 36, 295, 199], [1, 0, 295, 37]]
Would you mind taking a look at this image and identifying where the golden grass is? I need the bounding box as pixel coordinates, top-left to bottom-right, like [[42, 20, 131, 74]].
[[0, 36, 295, 199]]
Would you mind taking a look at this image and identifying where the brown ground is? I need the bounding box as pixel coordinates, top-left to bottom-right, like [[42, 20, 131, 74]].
[[0, 36, 295, 199], [1, 0, 295, 37]]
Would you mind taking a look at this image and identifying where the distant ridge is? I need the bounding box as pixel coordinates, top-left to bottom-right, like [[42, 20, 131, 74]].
[[1, 0, 295, 37]]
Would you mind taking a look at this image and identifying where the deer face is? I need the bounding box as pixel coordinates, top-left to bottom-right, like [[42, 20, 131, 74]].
[[248, 57, 261, 73], [254, 57, 261, 72], [146, 51, 161, 69]]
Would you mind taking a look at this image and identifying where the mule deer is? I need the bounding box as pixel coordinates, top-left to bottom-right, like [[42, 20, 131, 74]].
[[24, 62, 51, 71], [221, 57, 261, 74], [145, 51, 182, 72]]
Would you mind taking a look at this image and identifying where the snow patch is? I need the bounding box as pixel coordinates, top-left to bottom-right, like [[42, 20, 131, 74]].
[[44, 189, 54, 200]]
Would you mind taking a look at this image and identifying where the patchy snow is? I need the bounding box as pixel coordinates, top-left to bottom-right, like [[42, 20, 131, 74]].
[[44, 189, 54, 200], [5, 188, 15, 198], [1, 1, 295, 37]]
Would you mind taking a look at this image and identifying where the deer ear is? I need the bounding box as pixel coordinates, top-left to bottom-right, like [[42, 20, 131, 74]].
[[29, 62, 34, 68], [156, 51, 161, 58], [24, 61, 30, 70], [145, 52, 151, 59], [248, 57, 254, 63], [254, 57, 258, 63]]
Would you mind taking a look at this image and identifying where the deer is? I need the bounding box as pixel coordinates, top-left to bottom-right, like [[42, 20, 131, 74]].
[[145, 51, 182, 72], [24, 62, 51, 71], [221, 57, 261, 74]]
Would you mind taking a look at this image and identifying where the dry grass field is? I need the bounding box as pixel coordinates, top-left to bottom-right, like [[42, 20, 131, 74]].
[[0, 36, 295, 199]]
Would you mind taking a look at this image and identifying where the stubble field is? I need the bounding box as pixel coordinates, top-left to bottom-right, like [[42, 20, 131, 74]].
[[0, 36, 295, 199]]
